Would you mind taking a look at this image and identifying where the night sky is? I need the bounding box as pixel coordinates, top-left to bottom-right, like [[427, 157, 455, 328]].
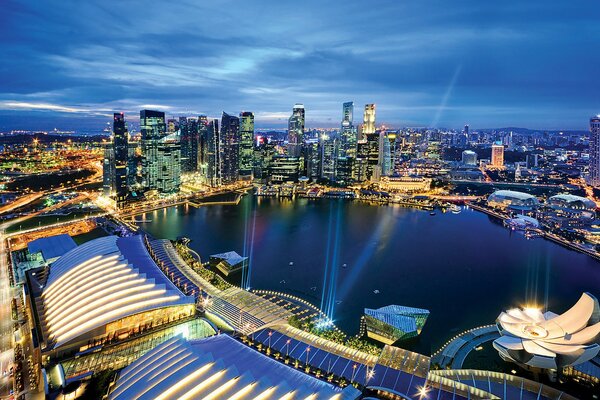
[[1, 0, 599, 131]]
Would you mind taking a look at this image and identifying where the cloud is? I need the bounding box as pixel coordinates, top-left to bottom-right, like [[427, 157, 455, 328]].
[[0, 0, 598, 130]]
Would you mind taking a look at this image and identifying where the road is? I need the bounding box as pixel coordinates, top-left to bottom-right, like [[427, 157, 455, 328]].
[[0, 228, 15, 398]]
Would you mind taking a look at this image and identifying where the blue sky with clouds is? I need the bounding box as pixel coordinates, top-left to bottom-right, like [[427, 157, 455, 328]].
[[0, 0, 598, 131]]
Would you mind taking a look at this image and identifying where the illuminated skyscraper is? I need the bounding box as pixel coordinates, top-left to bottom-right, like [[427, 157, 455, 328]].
[[180, 116, 199, 172], [140, 109, 167, 191], [320, 134, 337, 181], [204, 118, 221, 187], [340, 102, 357, 158], [239, 111, 254, 178], [461, 150, 477, 166], [363, 104, 376, 134], [589, 115, 600, 187], [287, 104, 305, 157], [156, 137, 181, 193], [220, 112, 240, 184], [378, 130, 396, 177], [491, 143, 504, 168], [102, 112, 129, 206]]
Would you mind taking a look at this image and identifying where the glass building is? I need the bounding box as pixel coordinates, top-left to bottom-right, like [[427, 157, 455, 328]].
[[140, 109, 167, 191], [287, 104, 305, 157], [340, 101, 357, 158], [220, 112, 240, 184], [180, 116, 199, 172], [364, 305, 430, 345], [589, 115, 600, 186], [239, 111, 255, 178]]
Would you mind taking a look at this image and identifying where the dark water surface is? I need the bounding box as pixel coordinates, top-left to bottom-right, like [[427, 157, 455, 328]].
[[141, 196, 600, 354]]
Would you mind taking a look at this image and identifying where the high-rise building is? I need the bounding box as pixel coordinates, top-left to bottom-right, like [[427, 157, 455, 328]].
[[363, 104, 376, 135], [378, 130, 396, 177], [287, 104, 305, 157], [303, 139, 321, 181], [140, 109, 167, 191], [269, 156, 300, 184], [491, 143, 504, 168], [340, 102, 357, 158], [204, 118, 221, 187], [180, 117, 199, 172], [461, 150, 477, 166], [156, 137, 181, 193], [239, 111, 254, 178], [320, 135, 338, 182], [103, 113, 129, 204], [220, 112, 240, 184], [589, 115, 600, 187], [197, 115, 209, 182]]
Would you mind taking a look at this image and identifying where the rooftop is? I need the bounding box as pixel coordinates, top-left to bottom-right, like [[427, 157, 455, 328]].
[[28, 234, 77, 262], [110, 334, 360, 400], [210, 251, 247, 266], [39, 235, 194, 349]]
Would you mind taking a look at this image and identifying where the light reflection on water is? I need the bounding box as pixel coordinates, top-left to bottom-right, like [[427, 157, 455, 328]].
[[141, 196, 600, 354]]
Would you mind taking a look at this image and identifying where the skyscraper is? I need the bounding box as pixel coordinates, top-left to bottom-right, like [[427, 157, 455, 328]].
[[102, 112, 129, 206], [491, 143, 504, 168], [320, 134, 337, 182], [220, 112, 240, 184], [113, 112, 129, 205], [198, 115, 209, 182], [204, 118, 221, 187], [156, 137, 181, 193], [378, 130, 396, 177], [363, 104, 376, 135], [140, 109, 166, 191], [239, 111, 255, 179], [590, 115, 600, 187], [340, 102, 357, 158], [180, 116, 199, 172], [287, 104, 305, 157]]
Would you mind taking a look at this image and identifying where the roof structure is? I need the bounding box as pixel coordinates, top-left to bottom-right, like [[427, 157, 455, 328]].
[[489, 190, 538, 201], [364, 305, 430, 334], [494, 292, 600, 369], [210, 251, 247, 266], [40, 235, 194, 349], [109, 334, 361, 400], [28, 234, 77, 262]]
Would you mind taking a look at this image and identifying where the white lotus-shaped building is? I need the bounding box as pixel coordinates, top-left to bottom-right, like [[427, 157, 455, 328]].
[[493, 292, 600, 369]]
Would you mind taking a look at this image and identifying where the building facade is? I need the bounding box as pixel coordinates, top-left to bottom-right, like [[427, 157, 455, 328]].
[[220, 112, 240, 184], [287, 104, 305, 157], [239, 111, 255, 179], [589, 115, 600, 186]]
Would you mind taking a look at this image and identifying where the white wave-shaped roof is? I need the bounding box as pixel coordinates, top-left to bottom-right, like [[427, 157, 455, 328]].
[[42, 235, 194, 349]]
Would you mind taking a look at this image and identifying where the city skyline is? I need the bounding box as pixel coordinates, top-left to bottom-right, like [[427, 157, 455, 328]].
[[1, 0, 599, 132]]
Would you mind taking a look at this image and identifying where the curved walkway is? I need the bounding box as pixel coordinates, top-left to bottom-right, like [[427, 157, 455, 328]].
[[431, 325, 499, 369]]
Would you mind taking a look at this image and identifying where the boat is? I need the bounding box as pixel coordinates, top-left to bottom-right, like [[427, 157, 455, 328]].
[[336, 300, 343, 304], [341, 263, 348, 268], [289, 261, 294, 266], [429, 212, 436, 216], [373, 289, 380, 294], [450, 205, 461, 214], [280, 280, 286, 284], [310, 286, 317, 291]]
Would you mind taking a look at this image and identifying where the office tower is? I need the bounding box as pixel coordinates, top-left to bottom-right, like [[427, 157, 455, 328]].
[[204, 119, 221, 187], [140, 109, 167, 191], [354, 140, 369, 182], [156, 138, 181, 193], [102, 112, 129, 206], [335, 156, 353, 186], [340, 102, 357, 158], [589, 116, 600, 187], [378, 130, 396, 177], [491, 143, 504, 168], [253, 141, 276, 182], [180, 116, 199, 172], [304, 139, 321, 181], [102, 143, 115, 197], [320, 135, 338, 182], [198, 115, 209, 182], [461, 150, 477, 166], [463, 124, 469, 136], [287, 104, 305, 157], [127, 141, 141, 189], [268, 156, 300, 184], [239, 111, 255, 178], [220, 112, 240, 184], [363, 104, 376, 134], [113, 113, 129, 205]]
